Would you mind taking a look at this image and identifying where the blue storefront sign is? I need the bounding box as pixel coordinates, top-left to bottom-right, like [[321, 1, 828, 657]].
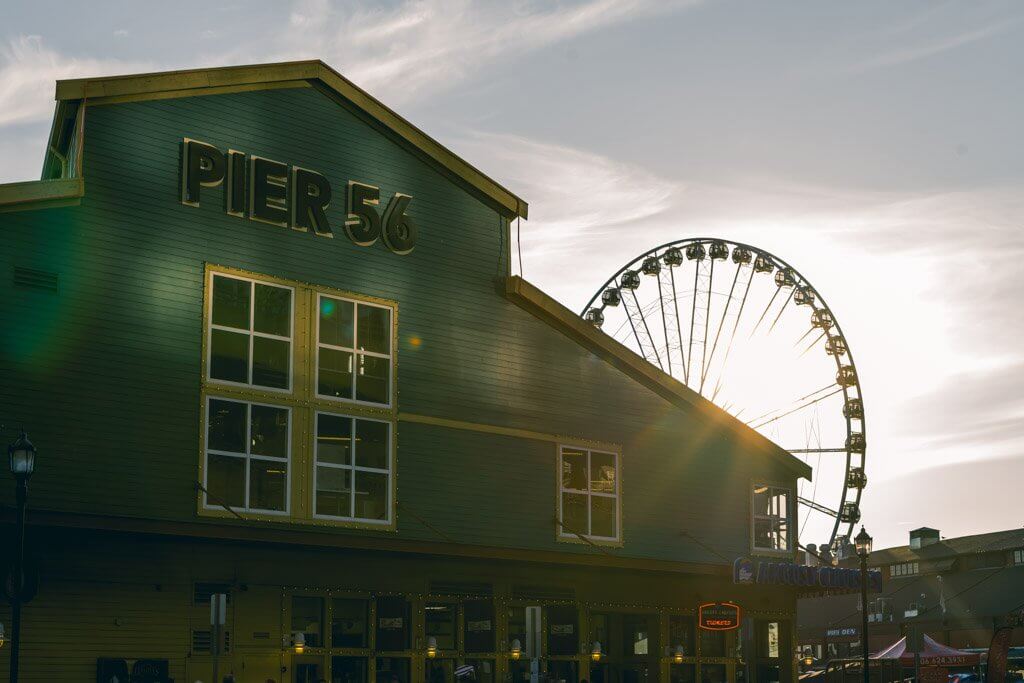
[[733, 557, 882, 592]]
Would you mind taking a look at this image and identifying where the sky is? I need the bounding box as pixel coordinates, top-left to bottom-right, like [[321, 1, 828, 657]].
[[1, 0, 1022, 549]]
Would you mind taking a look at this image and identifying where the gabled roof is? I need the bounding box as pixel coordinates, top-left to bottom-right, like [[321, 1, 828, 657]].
[[869, 527, 1024, 564], [505, 275, 813, 480], [45, 60, 527, 219]]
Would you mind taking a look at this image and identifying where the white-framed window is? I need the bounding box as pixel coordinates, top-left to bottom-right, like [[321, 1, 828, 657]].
[[558, 445, 620, 542], [1014, 549, 1024, 565], [204, 396, 290, 514], [752, 484, 791, 552], [316, 293, 393, 407], [890, 562, 919, 577], [207, 272, 294, 391], [314, 412, 392, 524]]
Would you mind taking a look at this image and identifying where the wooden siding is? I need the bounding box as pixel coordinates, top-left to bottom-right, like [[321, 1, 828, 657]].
[[0, 86, 798, 566]]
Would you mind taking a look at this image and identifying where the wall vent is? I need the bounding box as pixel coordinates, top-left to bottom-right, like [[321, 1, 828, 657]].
[[511, 584, 575, 602], [429, 581, 493, 597], [193, 582, 231, 605], [13, 267, 59, 293], [191, 629, 230, 653]]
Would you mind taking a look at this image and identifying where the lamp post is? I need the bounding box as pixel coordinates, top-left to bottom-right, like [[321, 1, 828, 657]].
[[7, 430, 36, 683], [855, 527, 873, 683]]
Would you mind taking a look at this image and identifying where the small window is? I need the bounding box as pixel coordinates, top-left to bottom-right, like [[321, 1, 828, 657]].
[[317, 294, 393, 406], [558, 446, 620, 541], [752, 484, 791, 552], [376, 597, 411, 652], [208, 273, 293, 391], [314, 413, 391, 524], [292, 596, 325, 648], [331, 598, 369, 648], [425, 602, 457, 652], [668, 615, 695, 657], [1013, 549, 1023, 565], [889, 562, 919, 577], [204, 397, 290, 513]]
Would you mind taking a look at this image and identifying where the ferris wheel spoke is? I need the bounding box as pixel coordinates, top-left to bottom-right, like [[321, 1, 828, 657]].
[[701, 265, 742, 393], [786, 447, 847, 453], [748, 386, 844, 430], [798, 496, 839, 518], [624, 287, 664, 370], [655, 268, 673, 376], [686, 261, 700, 386], [668, 265, 686, 380], [766, 287, 795, 335], [792, 326, 816, 348], [697, 259, 715, 395], [798, 330, 827, 358], [744, 382, 839, 426], [709, 266, 756, 403], [748, 287, 781, 340]]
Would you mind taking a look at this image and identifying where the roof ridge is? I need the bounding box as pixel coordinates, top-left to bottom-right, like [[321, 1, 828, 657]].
[[51, 59, 528, 220]]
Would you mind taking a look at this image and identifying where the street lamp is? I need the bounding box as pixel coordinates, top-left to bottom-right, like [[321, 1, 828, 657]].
[[8, 430, 37, 683], [855, 527, 873, 683]]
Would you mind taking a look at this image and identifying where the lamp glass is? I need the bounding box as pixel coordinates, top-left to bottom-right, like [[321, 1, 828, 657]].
[[673, 645, 685, 664], [591, 641, 602, 661], [8, 432, 36, 476], [510, 639, 522, 660], [854, 527, 873, 556]]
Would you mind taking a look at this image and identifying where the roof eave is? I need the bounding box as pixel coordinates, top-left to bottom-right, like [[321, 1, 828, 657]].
[[53, 59, 528, 220], [504, 275, 812, 480]]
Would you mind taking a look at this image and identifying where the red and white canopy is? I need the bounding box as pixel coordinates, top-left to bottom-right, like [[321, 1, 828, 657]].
[[871, 634, 980, 667]]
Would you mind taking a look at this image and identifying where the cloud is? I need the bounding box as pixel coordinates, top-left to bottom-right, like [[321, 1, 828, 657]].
[[269, 0, 698, 104], [865, 454, 1024, 549], [0, 0, 698, 139], [457, 131, 1024, 482], [849, 20, 1015, 73], [449, 131, 678, 258], [0, 35, 151, 128]]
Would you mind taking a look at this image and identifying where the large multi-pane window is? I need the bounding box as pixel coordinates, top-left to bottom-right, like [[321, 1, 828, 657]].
[[752, 484, 791, 552], [202, 267, 395, 527], [315, 414, 391, 523], [208, 273, 293, 390], [558, 446, 620, 542], [317, 294, 392, 406], [204, 398, 290, 513]]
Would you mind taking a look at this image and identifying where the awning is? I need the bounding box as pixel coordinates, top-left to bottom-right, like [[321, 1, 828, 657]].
[[871, 634, 981, 667]]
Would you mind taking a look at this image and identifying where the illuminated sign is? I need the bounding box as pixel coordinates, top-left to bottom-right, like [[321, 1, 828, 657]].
[[698, 602, 741, 631], [180, 138, 417, 254], [733, 557, 882, 592], [826, 627, 858, 639]]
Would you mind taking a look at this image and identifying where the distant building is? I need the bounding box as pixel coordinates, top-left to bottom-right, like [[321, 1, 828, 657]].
[[798, 526, 1024, 661]]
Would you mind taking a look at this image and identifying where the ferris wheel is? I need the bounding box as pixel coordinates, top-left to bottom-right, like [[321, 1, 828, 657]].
[[580, 238, 866, 553]]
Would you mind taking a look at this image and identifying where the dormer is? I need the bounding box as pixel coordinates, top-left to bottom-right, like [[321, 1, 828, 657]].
[[909, 527, 940, 549]]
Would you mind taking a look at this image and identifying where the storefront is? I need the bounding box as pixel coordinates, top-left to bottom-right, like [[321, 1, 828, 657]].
[[0, 60, 810, 683]]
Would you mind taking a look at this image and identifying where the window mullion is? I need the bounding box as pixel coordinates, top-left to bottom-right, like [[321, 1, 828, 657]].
[[585, 450, 592, 536], [349, 417, 357, 519], [244, 403, 252, 509]]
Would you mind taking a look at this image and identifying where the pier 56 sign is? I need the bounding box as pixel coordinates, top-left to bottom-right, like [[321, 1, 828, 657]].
[[180, 138, 417, 254]]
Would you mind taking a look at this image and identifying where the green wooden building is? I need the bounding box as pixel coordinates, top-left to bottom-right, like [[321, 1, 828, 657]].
[[0, 61, 810, 683]]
